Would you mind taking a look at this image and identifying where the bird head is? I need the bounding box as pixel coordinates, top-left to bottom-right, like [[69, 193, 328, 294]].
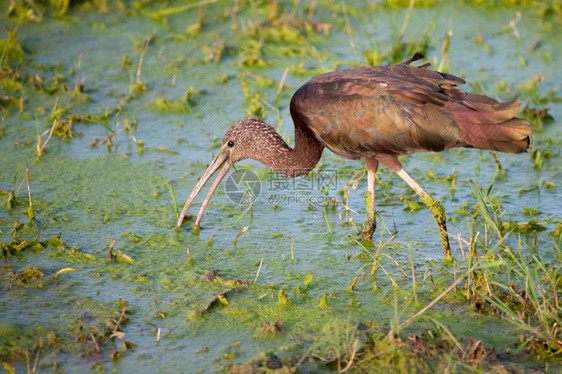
[[177, 117, 265, 228], [219, 117, 267, 163]]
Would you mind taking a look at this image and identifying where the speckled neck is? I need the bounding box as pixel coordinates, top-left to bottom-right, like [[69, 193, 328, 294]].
[[248, 118, 324, 178]]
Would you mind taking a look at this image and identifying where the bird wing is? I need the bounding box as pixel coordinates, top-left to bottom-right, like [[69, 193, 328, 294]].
[[290, 63, 467, 159]]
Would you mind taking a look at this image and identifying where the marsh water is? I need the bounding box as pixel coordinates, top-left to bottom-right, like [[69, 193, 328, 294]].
[[0, 1, 560, 372]]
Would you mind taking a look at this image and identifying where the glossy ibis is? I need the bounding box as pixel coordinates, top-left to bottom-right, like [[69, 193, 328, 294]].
[[177, 56, 531, 257]]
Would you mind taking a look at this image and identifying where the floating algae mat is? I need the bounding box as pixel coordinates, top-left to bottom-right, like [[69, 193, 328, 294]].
[[0, 1, 561, 372]]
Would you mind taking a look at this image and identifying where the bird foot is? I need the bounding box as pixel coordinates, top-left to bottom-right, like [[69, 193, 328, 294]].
[[361, 189, 376, 241], [421, 195, 451, 258], [361, 218, 376, 241]]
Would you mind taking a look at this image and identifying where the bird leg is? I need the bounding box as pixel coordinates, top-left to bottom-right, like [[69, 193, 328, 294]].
[[361, 157, 379, 241], [376, 155, 452, 258]]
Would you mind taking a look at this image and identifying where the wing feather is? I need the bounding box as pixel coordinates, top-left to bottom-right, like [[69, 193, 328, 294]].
[[290, 62, 530, 158]]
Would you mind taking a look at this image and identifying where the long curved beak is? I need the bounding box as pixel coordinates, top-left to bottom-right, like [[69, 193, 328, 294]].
[[176, 147, 232, 228]]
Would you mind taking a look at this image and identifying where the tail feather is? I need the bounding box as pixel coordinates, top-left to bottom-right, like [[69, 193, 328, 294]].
[[457, 118, 530, 142], [449, 100, 521, 124], [447, 98, 531, 154], [457, 131, 529, 154]]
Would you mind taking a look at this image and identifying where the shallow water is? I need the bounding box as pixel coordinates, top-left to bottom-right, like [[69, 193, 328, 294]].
[[0, 1, 560, 372]]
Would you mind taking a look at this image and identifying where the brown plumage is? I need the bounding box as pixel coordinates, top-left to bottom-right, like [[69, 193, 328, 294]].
[[178, 56, 531, 257], [291, 62, 529, 158]]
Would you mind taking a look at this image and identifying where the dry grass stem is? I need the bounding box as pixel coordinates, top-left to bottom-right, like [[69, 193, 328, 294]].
[[254, 257, 264, 284]]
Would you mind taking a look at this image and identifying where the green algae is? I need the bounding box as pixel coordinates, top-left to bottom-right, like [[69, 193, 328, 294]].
[[277, 289, 292, 307], [1, 236, 43, 257], [317, 293, 330, 309], [0, 297, 130, 364], [149, 97, 192, 112]]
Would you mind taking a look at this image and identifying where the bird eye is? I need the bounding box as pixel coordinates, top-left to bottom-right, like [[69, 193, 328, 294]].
[[227, 141, 234, 147]]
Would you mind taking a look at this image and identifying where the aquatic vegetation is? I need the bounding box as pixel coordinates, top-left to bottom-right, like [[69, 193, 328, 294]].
[[0, 27, 23, 69], [466, 180, 562, 357]]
